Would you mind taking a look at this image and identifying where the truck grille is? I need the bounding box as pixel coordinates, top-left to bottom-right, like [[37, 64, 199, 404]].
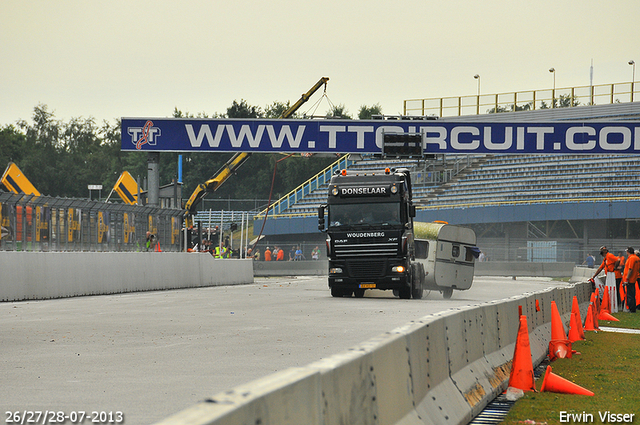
[[333, 242, 399, 258], [346, 260, 386, 278]]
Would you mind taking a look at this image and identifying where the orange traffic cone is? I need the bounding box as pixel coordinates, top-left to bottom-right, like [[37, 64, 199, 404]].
[[549, 339, 572, 361], [598, 310, 620, 322], [550, 301, 568, 340], [155, 241, 162, 252], [571, 296, 585, 340], [568, 312, 585, 342], [584, 303, 597, 331], [540, 366, 594, 396], [589, 292, 598, 316], [549, 301, 572, 361], [593, 302, 600, 330], [507, 315, 536, 392]]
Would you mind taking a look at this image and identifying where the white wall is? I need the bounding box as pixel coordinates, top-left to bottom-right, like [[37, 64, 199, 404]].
[[0, 252, 253, 302]]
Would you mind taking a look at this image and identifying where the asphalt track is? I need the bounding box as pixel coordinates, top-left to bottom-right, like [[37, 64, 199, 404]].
[[1, 276, 571, 424]]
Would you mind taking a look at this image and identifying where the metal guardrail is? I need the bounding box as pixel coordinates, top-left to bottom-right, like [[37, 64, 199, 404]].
[[255, 154, 354, 218], [416, 195, 640, 211], [0, 192, 184, 252], [404, 81, 639, 117], [192, 210, 254, 229]]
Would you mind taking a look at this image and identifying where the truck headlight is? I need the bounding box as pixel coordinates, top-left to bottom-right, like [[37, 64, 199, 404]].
[[392, 265, 405, 273], [330, 267, 343, 274]]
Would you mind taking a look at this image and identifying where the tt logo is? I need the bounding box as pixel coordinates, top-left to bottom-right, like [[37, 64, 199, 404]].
[[128, 120, 162, 149]]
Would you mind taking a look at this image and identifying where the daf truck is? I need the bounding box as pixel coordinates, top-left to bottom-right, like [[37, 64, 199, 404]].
[[318, 167, 477, 299]]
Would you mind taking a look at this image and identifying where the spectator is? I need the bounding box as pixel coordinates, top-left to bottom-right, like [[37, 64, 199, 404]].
[[478, 251, 485, 262], [276, 245, 284, 261], [583, 253, 595, 268], [294, 246, 304, 261], [253, 248, 261, 261], [264, 246, 272, 261], [289, 246, 296, 261], [146, 231, 156, 252], [616, 251, 626, 306], [311, 246, 320, 260], [621, 247, 638, 313], [591, 246, 620, 312]]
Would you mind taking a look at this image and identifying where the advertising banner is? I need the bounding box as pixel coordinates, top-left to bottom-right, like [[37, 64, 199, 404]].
[[121, 118, 640, 155]]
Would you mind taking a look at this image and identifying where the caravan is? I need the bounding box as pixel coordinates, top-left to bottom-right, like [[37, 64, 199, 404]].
[[414, 222, 478, 299]]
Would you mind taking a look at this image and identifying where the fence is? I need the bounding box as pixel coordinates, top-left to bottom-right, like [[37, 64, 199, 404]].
[[475, 237, 640, 266], [404, 81, 639, 117], [0, 193, 184, 252]]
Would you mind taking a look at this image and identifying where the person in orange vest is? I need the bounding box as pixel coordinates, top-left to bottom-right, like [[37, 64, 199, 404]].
[[276, 245, 284, 261], [264, 246, 272, 261], [621, 247, 639, 313], [615, 250, 626, 306], [591, 246, 620, 312]]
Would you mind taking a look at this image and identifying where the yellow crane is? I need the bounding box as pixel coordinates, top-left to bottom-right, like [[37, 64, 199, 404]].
[[1, 162, 40, 196], [184, 77, 329, 227]]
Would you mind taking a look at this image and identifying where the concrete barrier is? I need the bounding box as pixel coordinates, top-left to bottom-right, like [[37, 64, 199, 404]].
[[570, 265, 598, 282], [475, 261, 574, 278], [154, 281, 591, 425], [0, 252, 253, 302], [255, 261, 575, 279], [253, 260, 328, 277]]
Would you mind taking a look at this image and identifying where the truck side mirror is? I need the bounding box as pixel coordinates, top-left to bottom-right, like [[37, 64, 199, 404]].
[[409, 204, 416, 218], [318, 205, 326, 231]]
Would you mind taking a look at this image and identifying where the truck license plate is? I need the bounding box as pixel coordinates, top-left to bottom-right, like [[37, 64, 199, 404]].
[[359, 283, 376, 289]]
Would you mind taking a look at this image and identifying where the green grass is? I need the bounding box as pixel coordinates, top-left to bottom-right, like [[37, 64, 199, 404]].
[[501, 312, 640, 424]]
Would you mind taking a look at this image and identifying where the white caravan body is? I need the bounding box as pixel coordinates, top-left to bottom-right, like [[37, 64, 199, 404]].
[[414, 222, 477, 292]]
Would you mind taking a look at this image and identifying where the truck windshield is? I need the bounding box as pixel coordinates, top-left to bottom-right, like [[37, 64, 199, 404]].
[[329, 203, 401, 227]]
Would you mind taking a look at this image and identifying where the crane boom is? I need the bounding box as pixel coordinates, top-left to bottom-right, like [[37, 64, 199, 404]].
[[184, 77, 329, 227]]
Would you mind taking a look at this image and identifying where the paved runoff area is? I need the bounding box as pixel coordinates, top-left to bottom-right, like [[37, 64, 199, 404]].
[[1, 276, 571, 424]]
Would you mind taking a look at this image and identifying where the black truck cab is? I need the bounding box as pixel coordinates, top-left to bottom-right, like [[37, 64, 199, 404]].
[[318, 167, 418, 298]]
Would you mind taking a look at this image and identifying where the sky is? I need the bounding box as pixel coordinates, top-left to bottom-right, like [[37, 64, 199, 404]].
[[2, 0, 639, 126]]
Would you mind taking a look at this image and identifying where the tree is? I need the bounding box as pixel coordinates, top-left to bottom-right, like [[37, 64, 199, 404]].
[[264, 101, 293, 118], [226, 99, 263, 118], [358, 104, 383, 119], [540, 94, 580, 109], [326, 104, 352, 119], [488, 102, 533, 114], [16, 105, 62, 196], [0, 124, 26, 168]]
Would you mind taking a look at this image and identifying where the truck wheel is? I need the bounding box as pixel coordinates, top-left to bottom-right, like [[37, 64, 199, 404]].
[[354, 289, 365, 298], [411, 264, 423, 300], [442, 287, 453, 299], [331, 287, 344, 297], [392, 289, 400, 297]]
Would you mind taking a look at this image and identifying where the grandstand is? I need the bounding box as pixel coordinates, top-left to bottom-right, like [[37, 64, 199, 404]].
[[424, 154, 640, 206], [255, 101, 640, 264]]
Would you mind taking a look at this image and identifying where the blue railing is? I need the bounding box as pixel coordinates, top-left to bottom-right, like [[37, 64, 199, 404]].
[[255, 155, 353, 218]]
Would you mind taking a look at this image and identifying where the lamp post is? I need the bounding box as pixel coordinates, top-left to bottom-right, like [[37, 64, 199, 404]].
[[474, 74, 480, 114], [549, 68, 556, 108], [630, 60, 636, 102]]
